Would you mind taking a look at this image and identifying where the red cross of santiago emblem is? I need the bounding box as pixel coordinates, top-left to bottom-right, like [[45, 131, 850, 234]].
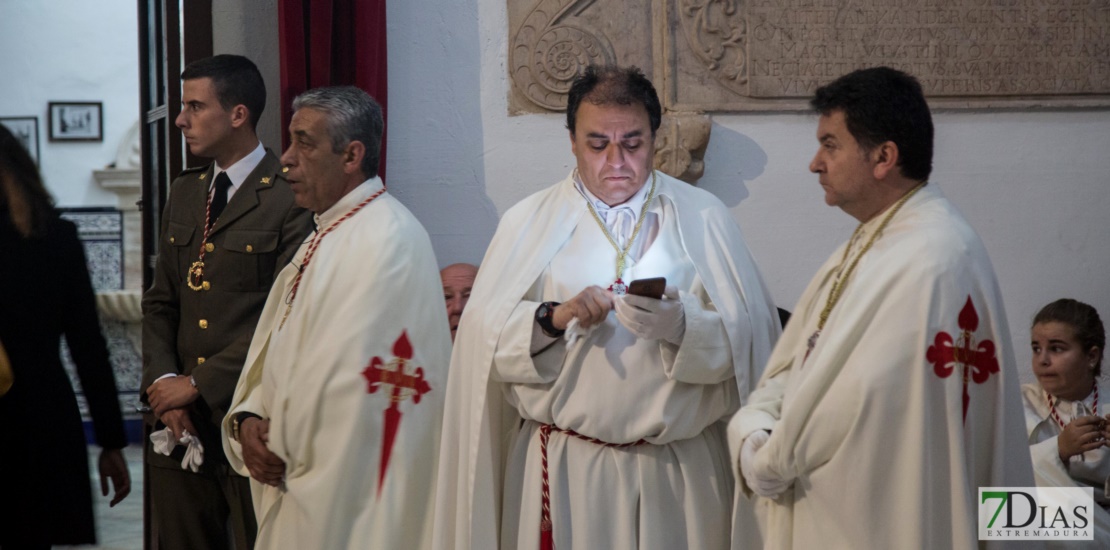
[[926, 296, 999, 424], [361, 330, 432, 497]]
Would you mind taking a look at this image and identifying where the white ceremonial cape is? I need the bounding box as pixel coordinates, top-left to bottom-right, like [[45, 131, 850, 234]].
[[222, 179, 451, 550], [728, 184, 1036, 549], [433, 171, 779, 549], [1022, 381, 1110, 548]]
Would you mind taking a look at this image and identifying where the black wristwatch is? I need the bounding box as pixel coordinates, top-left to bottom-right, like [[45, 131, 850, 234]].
[[535, 301, 565, 338]]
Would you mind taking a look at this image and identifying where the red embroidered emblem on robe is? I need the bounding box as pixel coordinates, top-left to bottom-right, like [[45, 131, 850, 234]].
[[362, 330, 432, 496], [926, 296, 999, 423]]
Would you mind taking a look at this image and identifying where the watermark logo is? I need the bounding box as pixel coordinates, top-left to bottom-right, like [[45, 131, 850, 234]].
[[979, 487, 1093, 540]]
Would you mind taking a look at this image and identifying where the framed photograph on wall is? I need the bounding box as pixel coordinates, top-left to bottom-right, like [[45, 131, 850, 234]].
[[49, 101, 103, 142], [0, 116, 41, 165]]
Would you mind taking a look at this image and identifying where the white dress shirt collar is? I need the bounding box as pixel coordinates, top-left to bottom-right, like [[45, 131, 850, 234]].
[[213, 142, 266, 196], [572, 170, 651, 215]]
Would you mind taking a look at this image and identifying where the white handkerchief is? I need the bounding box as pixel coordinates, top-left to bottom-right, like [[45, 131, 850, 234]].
[[149, 427, 206, 472], [564, 317, 595, 348]]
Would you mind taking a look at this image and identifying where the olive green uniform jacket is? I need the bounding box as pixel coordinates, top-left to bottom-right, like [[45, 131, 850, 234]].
[[141, 150, 312, 469]]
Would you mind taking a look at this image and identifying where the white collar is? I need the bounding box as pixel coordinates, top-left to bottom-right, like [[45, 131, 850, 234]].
[[573, 170, 652, 213], [214, 142, 266, 190], [851, 182, 933, 244]]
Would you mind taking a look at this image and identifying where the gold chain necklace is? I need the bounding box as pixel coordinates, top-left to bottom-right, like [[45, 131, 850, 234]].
[[580, 170, 657, 294], [804, 182, 927, 361]]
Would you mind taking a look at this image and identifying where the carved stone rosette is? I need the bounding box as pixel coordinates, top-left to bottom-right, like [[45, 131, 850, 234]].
[[679, 0, 749, 97], [653, 112, 712, 184], [510, 0, 617, 111]]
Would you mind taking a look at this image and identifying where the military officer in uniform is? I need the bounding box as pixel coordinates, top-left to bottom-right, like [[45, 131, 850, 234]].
[[141, 54, 312, 550]]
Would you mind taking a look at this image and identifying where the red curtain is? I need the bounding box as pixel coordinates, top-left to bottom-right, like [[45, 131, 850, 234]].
[[278, 0, 388, 180]]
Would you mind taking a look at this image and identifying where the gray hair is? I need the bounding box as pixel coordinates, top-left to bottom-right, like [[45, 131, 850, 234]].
[[292, 86, 383, 178]]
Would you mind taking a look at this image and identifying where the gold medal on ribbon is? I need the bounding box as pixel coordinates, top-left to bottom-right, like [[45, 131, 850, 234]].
[[581, 170, 657, 295], [187, 261, 206, 291]]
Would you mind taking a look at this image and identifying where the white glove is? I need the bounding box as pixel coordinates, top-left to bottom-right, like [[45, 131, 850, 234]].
[[149, 427, 177, 455], [740, 430, 790, 499], [149, 428, 206, 472], [181, 433, 205, 473], [614, 285, 685, 344]]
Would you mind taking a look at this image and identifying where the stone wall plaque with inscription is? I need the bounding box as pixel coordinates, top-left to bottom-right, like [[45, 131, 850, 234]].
[[509, 0, 1110, 113]]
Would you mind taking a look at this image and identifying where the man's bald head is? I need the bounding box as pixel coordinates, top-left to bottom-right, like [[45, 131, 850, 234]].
[[441, 263, 478, 341]]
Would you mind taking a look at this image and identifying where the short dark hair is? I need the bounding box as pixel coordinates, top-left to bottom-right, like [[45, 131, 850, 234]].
[[293, 86, 384, 179], [0, 124, 56, 238], [566, 65, 661, 137], [181, 54, 266, 130], [811, 67, 933, 181], [1034, 298, 1106, 376]]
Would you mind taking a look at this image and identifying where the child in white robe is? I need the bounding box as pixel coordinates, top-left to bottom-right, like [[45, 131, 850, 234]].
[[1022, 298, 1109, 547]]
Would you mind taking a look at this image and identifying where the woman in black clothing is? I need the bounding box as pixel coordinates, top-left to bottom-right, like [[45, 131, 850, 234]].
[[0, 124, 130, 548]]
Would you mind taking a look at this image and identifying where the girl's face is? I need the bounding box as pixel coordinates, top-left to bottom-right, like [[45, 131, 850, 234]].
[[1032, 321, 1100, 401]]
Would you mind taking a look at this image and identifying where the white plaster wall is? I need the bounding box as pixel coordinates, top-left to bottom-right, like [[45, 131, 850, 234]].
[[212, 0, 284, 151], [386, 0, 1110, 384], [711, 110, 1110, 386], [1, 0, 1099, 384], [0, 0, 138, 207]]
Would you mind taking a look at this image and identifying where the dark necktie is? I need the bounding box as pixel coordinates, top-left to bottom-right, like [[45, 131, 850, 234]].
[[209, 171, 233, 228]]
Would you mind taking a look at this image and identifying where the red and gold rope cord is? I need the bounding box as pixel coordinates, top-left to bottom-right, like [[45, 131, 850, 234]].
[[279, 187, 387, 329], [186, 178, 221, 290], [538, 423, 648, 550], [1048, 382, 1099, 431]]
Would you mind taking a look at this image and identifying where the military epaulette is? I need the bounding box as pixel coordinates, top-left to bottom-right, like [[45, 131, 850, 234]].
[[176, 164, 211, 179], [258, 148, 287, 186], [266, 166, 291, 185]]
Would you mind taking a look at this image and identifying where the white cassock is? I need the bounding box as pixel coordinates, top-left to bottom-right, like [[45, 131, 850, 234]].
[[433, 171, 779, 549], [222, 178, 451, 550], [728, 184, 1036, 549], [1022, 381, 1110, 548]]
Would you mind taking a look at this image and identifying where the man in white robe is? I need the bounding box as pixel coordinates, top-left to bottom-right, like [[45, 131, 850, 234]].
[[728, 67, 1036, 549], [434, 65, 779, 549], [221, 86, 450, 550]]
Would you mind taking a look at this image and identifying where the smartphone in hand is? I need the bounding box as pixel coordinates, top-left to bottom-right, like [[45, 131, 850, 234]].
[[626, 277, 666, 299]]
